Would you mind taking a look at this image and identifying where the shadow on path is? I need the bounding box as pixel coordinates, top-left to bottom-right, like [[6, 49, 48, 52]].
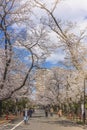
[[32, 115, 44, 118], [40, 119, 84, 128]]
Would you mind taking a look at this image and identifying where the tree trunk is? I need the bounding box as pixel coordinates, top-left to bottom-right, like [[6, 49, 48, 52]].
[[0, 101, 2, 116]]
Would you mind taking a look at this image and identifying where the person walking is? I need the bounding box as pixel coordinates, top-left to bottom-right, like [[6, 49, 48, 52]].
[[23, 108, 29, 124], [45, 107, 49, 117], [50, 107, 54, 117], [28, 108, 33, 117], [58, 109, 62, 117]]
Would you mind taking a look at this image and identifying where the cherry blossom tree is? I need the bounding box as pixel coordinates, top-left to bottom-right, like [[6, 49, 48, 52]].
[[0, 0, 54, 117], [35, 67, 84, 111], [32, 0, 87, 76]]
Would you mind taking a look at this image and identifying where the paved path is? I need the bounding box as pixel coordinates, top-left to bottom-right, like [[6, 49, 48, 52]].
[[0, 110, 86, 130]]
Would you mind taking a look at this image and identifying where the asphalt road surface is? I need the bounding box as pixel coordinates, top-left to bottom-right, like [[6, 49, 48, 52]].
[[0, 109, 86, 130]]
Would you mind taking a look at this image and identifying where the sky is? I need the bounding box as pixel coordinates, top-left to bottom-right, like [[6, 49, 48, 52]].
[[14, 0, 87, 69]]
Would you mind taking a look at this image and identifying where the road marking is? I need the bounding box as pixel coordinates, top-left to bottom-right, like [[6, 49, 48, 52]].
[[10, 120, 24, 130]]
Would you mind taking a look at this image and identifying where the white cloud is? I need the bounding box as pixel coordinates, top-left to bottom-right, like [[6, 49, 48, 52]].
[[35, 0, 87, 21], [56, 0, 87, 21], [55, 0, 87, 30], [46, 50, 65, 64], [34, 0, 87, 30]]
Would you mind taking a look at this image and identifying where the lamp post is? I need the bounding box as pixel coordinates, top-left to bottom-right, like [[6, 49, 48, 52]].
[[83, 78, 86, 124]]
